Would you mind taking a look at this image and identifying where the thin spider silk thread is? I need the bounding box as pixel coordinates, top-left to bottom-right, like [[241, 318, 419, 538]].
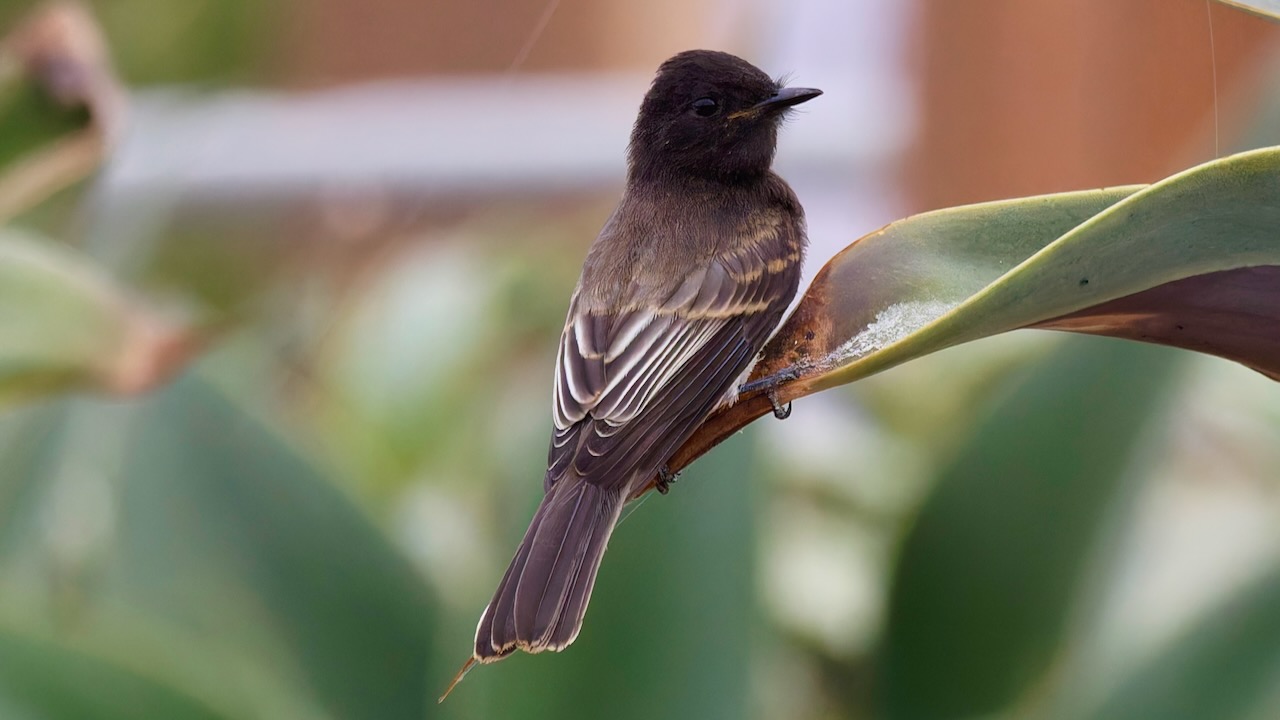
[[1206, 0, 1221, 158], [508, 0, 561, 75]]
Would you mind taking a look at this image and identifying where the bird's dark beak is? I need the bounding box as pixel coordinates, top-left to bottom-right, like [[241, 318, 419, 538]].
[[755, 86, 823, 112]]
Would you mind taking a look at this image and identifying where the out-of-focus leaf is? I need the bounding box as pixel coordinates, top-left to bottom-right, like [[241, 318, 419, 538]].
[[879, 336, 1180, 719], [447, 433, 758, 720], [1215, 0, 1280, 22], [0, 1, 123, 222], [110, 373, 438, 720], [1084, 564, 1280, 720], [0, 624, 230, 720], [0, 365, 440, 719], [0, 399, 64, 552], [0, 231, 198, 406], [662, 147, 1280, 496]]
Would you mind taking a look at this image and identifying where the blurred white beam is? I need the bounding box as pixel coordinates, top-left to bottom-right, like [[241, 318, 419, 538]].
[[101, 71, 912, 201]]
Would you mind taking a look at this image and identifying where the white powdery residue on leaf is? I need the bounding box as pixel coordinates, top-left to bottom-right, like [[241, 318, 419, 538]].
[[827, 299, 958, 365]]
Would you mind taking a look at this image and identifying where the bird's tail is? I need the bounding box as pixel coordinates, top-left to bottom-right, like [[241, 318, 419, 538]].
[[473, 478, 624, 661]]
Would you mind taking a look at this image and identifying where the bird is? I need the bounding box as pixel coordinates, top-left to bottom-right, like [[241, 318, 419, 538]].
[[442, 49, 820, 700]]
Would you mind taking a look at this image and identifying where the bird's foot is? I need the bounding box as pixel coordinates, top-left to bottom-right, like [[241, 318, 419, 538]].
[[739, 367, 799, 420], [767, 391, 792, 420], [656, 465, 680, 495], [738, 366, 800, 395]]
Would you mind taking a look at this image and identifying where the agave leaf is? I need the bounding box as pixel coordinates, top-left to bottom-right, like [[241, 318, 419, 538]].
[[1034, 266, 1280, 380], [114, 374, 439, 720], [650, 147, 1280, 495], [0, 624, 232, 720], [879, 336, 1181, 719], [778, 147, 1280, 392], [1082, 564, 1280, 720], [0, 231, 199, 406]]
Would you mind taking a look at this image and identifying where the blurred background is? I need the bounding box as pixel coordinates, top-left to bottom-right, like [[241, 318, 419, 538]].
[[2, 0, 1280, 718]]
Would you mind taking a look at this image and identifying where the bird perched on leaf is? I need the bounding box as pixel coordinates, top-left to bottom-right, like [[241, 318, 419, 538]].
[[442, 49, 820, 700]]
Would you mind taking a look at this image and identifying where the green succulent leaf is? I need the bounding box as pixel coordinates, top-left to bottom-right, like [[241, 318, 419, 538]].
[[0, 232, 197, 407], [772, 147, 1280, 393], [116, 374, 441, 720], [1084, 564, 1280, 720], [879, 336, 1181, 719], [0, 372, 441, 720], [0, 625, 231, 720], [668, 147, 1280, 488]]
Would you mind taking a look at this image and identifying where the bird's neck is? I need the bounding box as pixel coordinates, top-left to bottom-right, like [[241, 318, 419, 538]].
[[625, 165, 774, 196]]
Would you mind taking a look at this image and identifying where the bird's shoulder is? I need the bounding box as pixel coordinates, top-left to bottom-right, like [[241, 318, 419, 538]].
[[576, 174, 805, 313]]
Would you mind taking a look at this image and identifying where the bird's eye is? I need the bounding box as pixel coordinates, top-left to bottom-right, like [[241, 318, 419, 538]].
[[691, 97, 719, 117]]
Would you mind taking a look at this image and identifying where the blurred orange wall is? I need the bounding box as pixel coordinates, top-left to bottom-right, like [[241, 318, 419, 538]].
[[282, 0, 714, 81], [910, 0, 1279, 210]]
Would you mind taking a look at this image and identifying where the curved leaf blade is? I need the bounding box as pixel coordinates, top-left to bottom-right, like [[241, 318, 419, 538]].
[[1036, 266, 1280, 380], [1084, 564, 1280, 720], [768, 186, 1140, 383], [115, 374, 439, 720], [796, 147, 1280, 391], [0, 232, 198, 406], [656, 147, 1280, 495], [878, 337, 1180, 719], [0, 625, 231, 720]]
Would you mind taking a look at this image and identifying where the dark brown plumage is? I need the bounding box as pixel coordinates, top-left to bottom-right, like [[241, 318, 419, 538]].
[[445, 49, 820, 698]]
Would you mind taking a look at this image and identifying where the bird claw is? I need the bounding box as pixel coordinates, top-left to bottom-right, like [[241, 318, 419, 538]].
[[767, 391, 792, 420], [739, 367, 798, 421], [656, 465, 679, 494]]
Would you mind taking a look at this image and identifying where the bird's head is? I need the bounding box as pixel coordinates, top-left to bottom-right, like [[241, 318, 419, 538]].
[[628, 49, 821, 184]]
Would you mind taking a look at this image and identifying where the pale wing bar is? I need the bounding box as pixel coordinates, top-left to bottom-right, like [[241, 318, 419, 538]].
[[546, 250, 798, 494]]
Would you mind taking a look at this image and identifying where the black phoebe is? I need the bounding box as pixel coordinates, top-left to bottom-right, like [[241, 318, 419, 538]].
[[444, 49, 819, 698]]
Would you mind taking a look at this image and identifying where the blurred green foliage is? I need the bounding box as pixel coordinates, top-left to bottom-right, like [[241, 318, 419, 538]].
[[883, 338, 1181, 718], [0, 627, 230, 720], [0, 372, 441, 719], [1086, 564, 1280, 720], [0, 80, 88, 171], [0, 0, 276, 86]]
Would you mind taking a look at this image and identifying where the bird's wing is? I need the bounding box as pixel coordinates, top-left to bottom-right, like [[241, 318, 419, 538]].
[[547, 243, 799, 493]]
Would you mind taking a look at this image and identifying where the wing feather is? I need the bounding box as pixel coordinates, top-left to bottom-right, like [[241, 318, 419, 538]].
[[546, 232, 801, 494]]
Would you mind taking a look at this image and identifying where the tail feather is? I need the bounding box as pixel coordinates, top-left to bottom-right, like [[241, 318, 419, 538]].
[[475, 479, 622, 660], [549, 514, 611, 647], [514, 484, 588, 641], [473, 503, 539, 658]]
